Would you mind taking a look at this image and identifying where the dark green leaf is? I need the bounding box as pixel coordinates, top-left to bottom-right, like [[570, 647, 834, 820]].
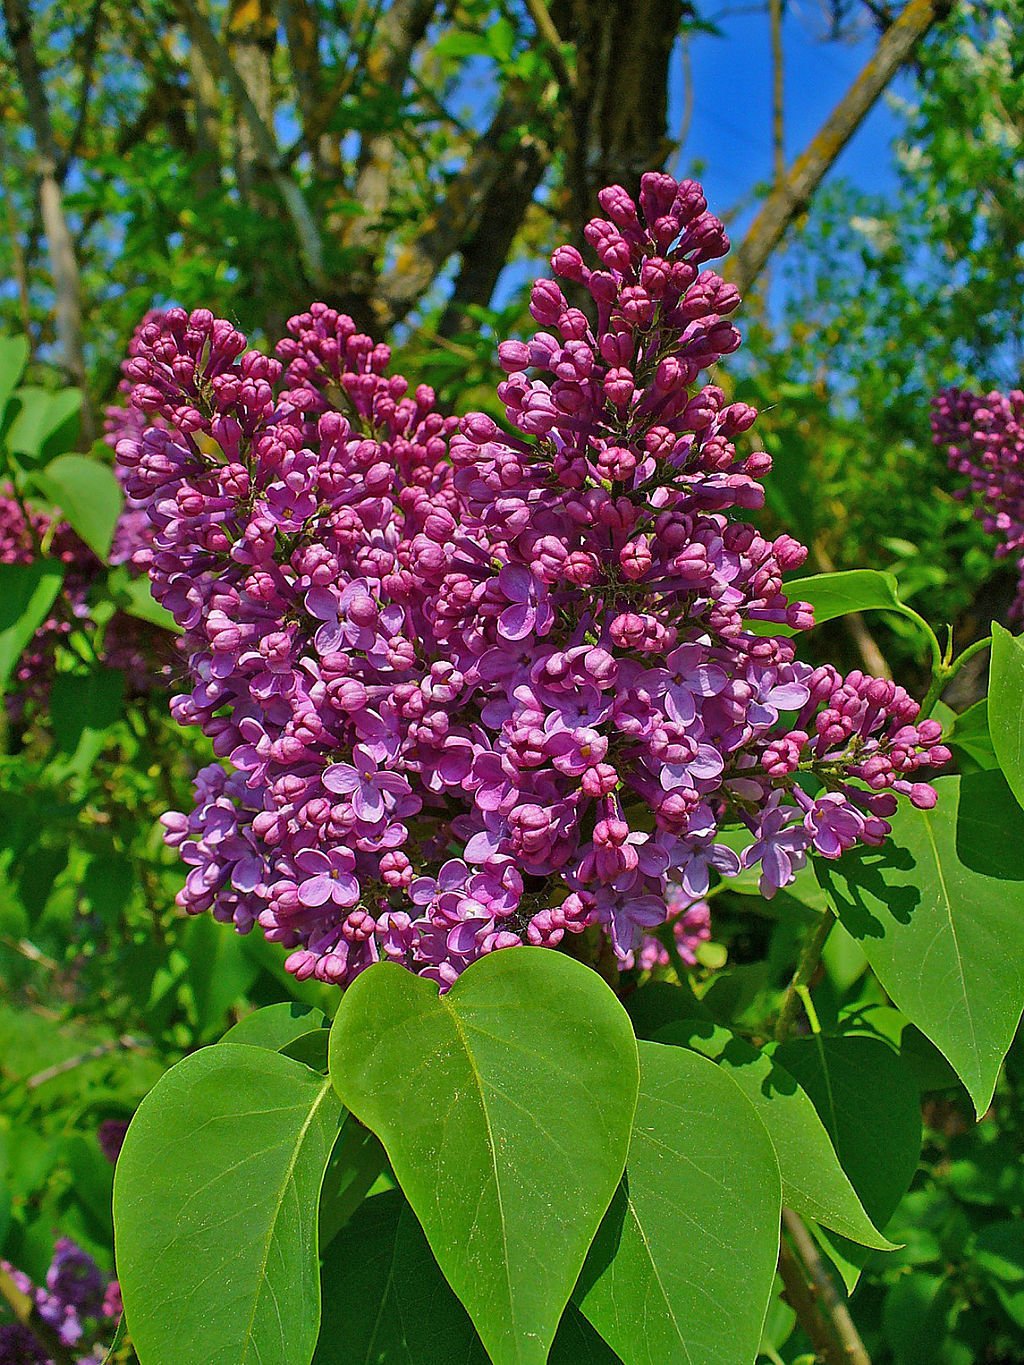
[[33, 453, 123, 560], [774, 1034, 921, 1290], [882, 1273, 965, 1365], [222, 1002, 327, 1051], [314, 1190, 617, 1365], [0, 561, 64, 692], [114, 1044, 343, 1365], [989, 623, 1024, 808], [574, 1041, 781, 1365], [817, 771, 1024, 1114], [328, 948, 639, 1365], [656, 1019, 890, 1248], [318, 1118, 388, 1249], [51, 667, 125, 762]]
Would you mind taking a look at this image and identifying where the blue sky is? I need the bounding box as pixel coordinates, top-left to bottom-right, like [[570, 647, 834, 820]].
[[671, 2, 909, 233]]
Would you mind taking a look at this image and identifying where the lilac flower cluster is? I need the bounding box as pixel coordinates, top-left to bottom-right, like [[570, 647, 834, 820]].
[[932, 386, 1024, 619], [0, 1240, 120, 1364], [114, 173, 947, 989]]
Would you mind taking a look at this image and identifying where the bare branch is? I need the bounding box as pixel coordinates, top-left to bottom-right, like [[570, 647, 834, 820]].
[[769, 0, 784, 184], [368, 81, 549, 328], [524, 0, 576, 93], [173, 0, 328, 286], [780, 1209, 873, 1365], [728, 0, 952, 295], [437, 132, 548, 337], [2, 0, 92, 435], [58, 0, 104, 181]]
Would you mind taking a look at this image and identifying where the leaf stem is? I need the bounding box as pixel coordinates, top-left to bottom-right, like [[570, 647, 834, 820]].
[[919, 634, 992, 719], [796, 983, 822, 1035], [774, 908, 834, 1043]]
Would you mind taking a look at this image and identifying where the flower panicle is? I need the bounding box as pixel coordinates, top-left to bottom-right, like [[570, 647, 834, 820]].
[[114, 172, 947, 990]]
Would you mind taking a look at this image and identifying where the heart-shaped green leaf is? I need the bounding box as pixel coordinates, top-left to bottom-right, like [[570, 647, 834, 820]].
[[574, 1040, 781, 1365], [817, 771, 1024, 1115], [774, 1035, 921, 1291], [315, 1190, 619, 1364], [328, 948, 639, 1365], [114, 1044, 343, 1365], [656, 1019, 891, 1249], [33, 453, 123, 560], [989, 623, 1024, 809]]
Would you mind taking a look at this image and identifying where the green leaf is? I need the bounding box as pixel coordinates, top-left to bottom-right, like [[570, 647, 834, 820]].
[[50, 667, 125, 765], [0, 561, 64, 692], [314, 1190, 617, 1365], [882, 1273, 964, 1365], [625, 980, 708, 1040], [574, 1041, 781, 1365], [114, 1044, 343, 1365], [773, 1035, 921, 1290], [989, 623, 1024, 809], [328, 948, 639, 1365], [32, 453, 123, 560], [6, 386, 82, 463], [974, 1221, 1024, 1327], [765, 569, 934, 648], [109, 566, 181, 632], [314, 1189, 490, 1365], [222, 1001, 327, 1051], [0, 335, 29, 424], [655, 1019, 891, 1249], [181, 915, 260, 1039], [318, 1117, 388, 1249], [944, 699, 997, 773], [817, 771, 1024, 1115]]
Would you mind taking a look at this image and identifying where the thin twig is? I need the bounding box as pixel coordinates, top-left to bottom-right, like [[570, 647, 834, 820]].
[[26, 1034, 149, 1090], [524, 0, 575, 93]]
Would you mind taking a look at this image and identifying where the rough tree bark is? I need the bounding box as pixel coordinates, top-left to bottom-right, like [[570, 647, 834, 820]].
[[565, 0, 682, 238]]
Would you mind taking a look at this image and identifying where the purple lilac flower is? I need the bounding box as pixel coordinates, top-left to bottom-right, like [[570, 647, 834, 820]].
[[1, 1239, 119, 1363], [933, 386, 1024, 619], [115, 175, 949, 989]]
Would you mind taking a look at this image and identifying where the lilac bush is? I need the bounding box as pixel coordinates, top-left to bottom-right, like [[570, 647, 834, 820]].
[[0, 1240, 120, 1364], [112, 173, 948, 990], [932, 385, 1024, 619]]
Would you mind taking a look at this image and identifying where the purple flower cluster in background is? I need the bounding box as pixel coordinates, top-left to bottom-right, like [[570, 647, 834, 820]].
[[932, 386, 1024, 619], [0, 1239, 120, 1364], [113, 173, 947, 990]]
